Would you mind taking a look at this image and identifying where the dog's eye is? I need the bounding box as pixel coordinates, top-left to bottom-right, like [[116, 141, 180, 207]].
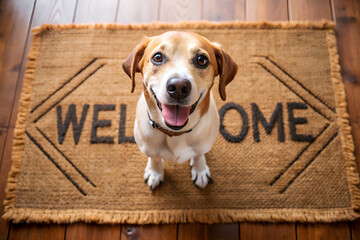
[[151, 52, 164, 64], [194, 54, 209, 68]]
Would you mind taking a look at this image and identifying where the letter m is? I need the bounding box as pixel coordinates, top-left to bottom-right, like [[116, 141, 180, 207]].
[[252, 102, 285, 142], [57, 104, 89, 144]]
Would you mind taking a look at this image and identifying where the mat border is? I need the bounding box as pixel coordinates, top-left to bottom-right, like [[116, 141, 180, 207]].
[[3, 21, 360, 224]]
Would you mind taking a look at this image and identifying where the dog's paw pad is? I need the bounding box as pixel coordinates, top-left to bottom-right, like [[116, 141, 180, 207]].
[[144, 168, 164, 191], [191, 165, 212, 189]]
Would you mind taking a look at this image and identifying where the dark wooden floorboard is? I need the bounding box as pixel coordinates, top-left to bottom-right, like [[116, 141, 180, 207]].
[[5, 0, 78, 239], [351, 221, 360, 240], [116, 0, 159, 24], [297, 223, 351, 240], [178, 223, 204, 240], [0, 127, 16, 240], [121, 0, 205, 237], [64, 1, 124, 239], [242, 0, 298, 238], [246, 0, 288, 21], [121, 224, 177, 240], [240, 223, 296, 240], [66, 223, 121, 240], [289, 1, 352, 239], [199, 0, 245, 238], [116, 0, 179, 238], [0, 0, 35, 164], [0, 0, 36, 239], [288, 0, 333, 21], [333, 0, 360, 239], [74, 0, 119, 23], [195, 0, 246, 238], [7, 224, 65, 240], [31, 0, 77, 27], [204, 224, 239, 240], [203, 0, 245, 21], [158, 0, 202, 22]]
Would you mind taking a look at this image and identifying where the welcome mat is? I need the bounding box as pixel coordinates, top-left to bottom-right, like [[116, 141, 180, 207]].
[[4, 22, 360, 224]]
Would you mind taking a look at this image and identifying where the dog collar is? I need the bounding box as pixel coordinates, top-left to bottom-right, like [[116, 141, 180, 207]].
[[147, 111, 192, 137]]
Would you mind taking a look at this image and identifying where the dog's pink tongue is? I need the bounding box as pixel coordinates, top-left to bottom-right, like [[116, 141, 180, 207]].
[[162, 104, 190, 127]]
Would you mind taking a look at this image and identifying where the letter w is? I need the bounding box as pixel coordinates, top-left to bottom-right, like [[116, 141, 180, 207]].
[[57, 104, 89, 144]]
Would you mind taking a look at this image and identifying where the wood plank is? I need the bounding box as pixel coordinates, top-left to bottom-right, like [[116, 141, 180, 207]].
[[0, 127, 15, 240], [155, 3, 215, 240], [178, 223, 204, 240], [8, 224, 65, 240], [333, 0, 360, 166], [240, 223, 296, 240], [246, 0, 288, 21], [288, 0, 332, 21], [0, 0, 35, 158], [64, 1, 124, 239], [116, 1, 178, 238], [4, 0, 77, 135], [121, 224, 177, 240], [31, 0, 77, 27], [204, 224, 239, 240], [333, 0, 360, 239], [158, 0, 202, 22], [242, 2, 297, 239], [116, 0, 159, 24], [74, 0, 119, 23], [117, 1, 187, 239], [201, 2, 243, 238], [288, 0, 353, 238], [66, 223, 121, 240], [351, 221, 360, 240], [0, 0, 36, 238], [203, 0, 245, 21], [297, 223, 351, 240], [3, 1, 77, 239]]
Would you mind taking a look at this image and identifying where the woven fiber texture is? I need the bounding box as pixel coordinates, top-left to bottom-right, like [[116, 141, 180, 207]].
[[3, 21, 360, 224]]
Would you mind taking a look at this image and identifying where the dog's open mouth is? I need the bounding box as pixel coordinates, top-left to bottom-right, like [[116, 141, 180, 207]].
[[153, 92, 202, 130]]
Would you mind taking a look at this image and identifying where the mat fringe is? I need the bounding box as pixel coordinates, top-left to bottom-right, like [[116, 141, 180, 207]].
[[31, 20, 335, 36], [4, 208, 360, 224], [3, 33, 41, 216], [325, 31, 360, 214], [3, 21, 360, 224]]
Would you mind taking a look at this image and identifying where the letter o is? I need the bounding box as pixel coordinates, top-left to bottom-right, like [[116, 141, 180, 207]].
[[219, 103, 249, 143]]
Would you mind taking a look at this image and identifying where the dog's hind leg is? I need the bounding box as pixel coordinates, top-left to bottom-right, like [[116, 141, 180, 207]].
[[144, 157, 164, 190], [190, 155, 213, 189]]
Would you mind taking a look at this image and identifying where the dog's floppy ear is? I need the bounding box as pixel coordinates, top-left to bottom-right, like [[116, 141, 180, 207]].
[[122, 37, 151, 93], [212, 44, 238, 101]]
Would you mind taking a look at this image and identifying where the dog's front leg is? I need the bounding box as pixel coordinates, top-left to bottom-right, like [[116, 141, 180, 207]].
[[144, 157, 164, 190], [190, 155, 213, 189]]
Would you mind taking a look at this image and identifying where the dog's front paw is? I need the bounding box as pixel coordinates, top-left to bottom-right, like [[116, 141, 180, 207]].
[[144, 167, 164, 191], [191, 165, 213, 189]]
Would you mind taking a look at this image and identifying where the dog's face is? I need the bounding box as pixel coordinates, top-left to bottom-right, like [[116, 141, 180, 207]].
[[123, 31, 237, 130]]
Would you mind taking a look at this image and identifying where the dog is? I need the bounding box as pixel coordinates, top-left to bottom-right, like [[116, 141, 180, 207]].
[[122, 31, 238, 190]]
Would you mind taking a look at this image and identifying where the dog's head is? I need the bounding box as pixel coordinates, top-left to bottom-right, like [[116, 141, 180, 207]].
[[123, 31, 238, 130]]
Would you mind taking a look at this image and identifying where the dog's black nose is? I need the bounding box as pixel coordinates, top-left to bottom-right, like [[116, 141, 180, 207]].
[[166, 78, 192, 100]]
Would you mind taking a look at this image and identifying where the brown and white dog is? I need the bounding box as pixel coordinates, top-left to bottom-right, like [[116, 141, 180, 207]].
[[123, 31, 238, 190]]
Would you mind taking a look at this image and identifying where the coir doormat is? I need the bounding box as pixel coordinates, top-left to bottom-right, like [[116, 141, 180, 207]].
[[4, 22, 360, 224]]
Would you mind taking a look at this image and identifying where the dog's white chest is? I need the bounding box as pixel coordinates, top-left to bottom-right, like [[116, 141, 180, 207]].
[[165, 138, 199, 164]]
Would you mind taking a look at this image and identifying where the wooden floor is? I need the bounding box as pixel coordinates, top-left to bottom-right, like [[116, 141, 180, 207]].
[[0, 0, 359, 239]]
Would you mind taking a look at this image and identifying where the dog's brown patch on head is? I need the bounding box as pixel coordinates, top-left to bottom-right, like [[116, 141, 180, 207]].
[[188, 32, 219, 75]]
